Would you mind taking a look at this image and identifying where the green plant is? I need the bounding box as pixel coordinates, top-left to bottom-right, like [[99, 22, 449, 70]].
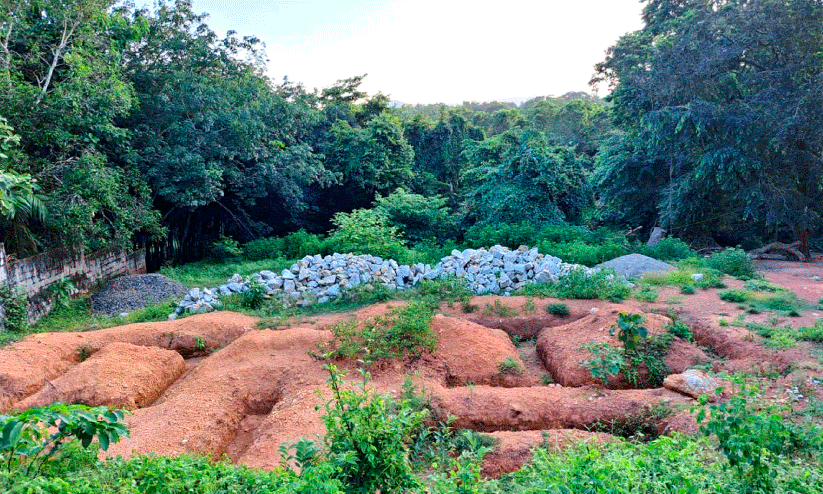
[[522, 297, 536, 314], [519, 268, 630, 302], [0, 284, 27, 332], [580, 342, 624, 384], [634, 286, 658, 302], [697, 387, 822, 492], [497, 357, 524, 376], [546, 303, 570, 317], [319, 364, 428, 493], [666, 320, 693, 341], [623, 333, 673, 388], [77, 345, 93, 362], [610, 312, 648, 350], [707, 248, 757, 279], [718, 289, 748, 303], [48, 278, 75, 308], [209, 236, 242, 261], [241, 279, 267, 310], [679, 284, 695, 295], [541, 373, 554, 385], [0, 403, 128, 477], [194, 336, 205, 350], [327, 301, 435, 364], [482, 300, 518, 317]]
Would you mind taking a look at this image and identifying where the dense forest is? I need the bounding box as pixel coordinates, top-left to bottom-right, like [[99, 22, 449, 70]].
[[1, 0, 822, 267]]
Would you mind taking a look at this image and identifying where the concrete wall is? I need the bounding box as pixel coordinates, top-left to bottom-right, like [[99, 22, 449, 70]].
[[0, 244, 146, 324]]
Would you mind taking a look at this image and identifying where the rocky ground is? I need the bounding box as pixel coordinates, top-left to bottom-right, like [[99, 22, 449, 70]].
[[1, 258, 822, 477]]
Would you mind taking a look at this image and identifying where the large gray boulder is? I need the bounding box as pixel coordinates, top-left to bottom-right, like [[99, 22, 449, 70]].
[[595, 253, 674, 280]]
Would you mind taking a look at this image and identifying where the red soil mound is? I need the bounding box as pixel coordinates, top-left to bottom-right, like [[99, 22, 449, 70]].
[[13, 342, 185, 411]]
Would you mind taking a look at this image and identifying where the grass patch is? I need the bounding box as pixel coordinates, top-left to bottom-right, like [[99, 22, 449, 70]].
[[634, 285, 659, 303], [483, 300, 518, 317], [718, 286, 810, 316], [546, 303, 570, 317], [516, 268, 630, 302], [497, 357, 524, 376], [160, 258, 295, 288]]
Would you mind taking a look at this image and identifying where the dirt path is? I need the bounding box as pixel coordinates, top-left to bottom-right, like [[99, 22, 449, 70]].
[[2, 260, 823, 476]]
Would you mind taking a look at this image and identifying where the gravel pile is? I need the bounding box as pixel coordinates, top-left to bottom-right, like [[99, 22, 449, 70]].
[[91, 274, 188, 316], [169, 245, 598, 320]]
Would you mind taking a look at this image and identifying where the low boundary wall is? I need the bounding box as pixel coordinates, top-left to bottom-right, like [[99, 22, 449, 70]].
[[0, 244, 146, 323]]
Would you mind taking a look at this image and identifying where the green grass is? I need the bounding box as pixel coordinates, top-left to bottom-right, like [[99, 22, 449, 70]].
[[160, 258, 296, 288], [516, 268, 631, 302], [718, 286, 810, 316]]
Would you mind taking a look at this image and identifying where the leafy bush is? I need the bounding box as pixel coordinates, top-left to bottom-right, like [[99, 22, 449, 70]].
[[518, 268, 630, 301], [326, 208, 407, 259], [666, 320, 693, 341], [0, 403, 128, 477], [497, 357, 524, 376], [320, 364, 428, 493], [483, 300, 518, 317], [208, 236, 242, 261], [241, 279, 267, 309], [580, 342, 624, 384], [539, 239, 628, 266], [634, 286, 658, 302], [637, 237, 696, 262], [609, 312, 648, 350], [698, 388, 823, 491], [718, 289, 748, 303], [464, 221, 538, 249], [707, 248, 757, 279], [243, 230, 327, 261], [48, 278, 75, 308], [372, 188, 455, 244], [327, 301, 436, 364], [546, 303, 570, 317], [0, 284, 27, 332]]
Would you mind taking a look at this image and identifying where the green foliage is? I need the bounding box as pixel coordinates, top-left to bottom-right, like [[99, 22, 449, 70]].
[[698, 388, 823, 492], [0, 284, 27, 332], [243, 231, 327, 262], [637, 237, 696, 262], [546, 303, 570, 317], [48, 278, 75, 308], [666, 320, 693, 341], [372, 188, 454, 244], [719, 286, 809, 316], [208, 237, 242, 261], [539, 239, 628, 266], [0, 403, 128, 477], [680, 284, 695, 295], [482, 300, 518, 317], [327, 301, 436, 364], [609, 312, 648, 351], [497, 357, 524, 376], [241, 279, 267, 310], [517, 268, 630, 301], [707, 248, 757, 280], [326, 208, 407, 260], [580, 342, 624, 384], [522, 297, 536, 314], [623, 333, 673, 389], [634, 286, 658, 303], [319, 364, 427, 493]]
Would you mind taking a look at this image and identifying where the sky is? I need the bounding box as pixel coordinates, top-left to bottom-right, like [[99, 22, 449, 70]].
[[189, 0, 646, 105]]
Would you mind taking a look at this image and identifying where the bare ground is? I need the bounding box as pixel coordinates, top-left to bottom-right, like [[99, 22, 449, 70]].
[[2, 259, 823, 477]]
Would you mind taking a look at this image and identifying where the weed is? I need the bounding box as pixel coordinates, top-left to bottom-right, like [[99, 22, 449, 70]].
[[666, 320, 693, 341], [48, 278, 76, 308], [588, 400, 673, 442], [609, 312, 648, 350], [623, 333, 673, 388], [497, 357, 524, 376], [0, 284, 27, 333], [522, 297, 536, 314], [707, 248, 757, 279], [546, 303, 570, 317], [482, 300, 518, 317], [718, 289, 748, 303], [77, 345, 93, 362], [634, 286, 658, 303], [194, 336, 206, 350], [680, 284, 695, 295], [326, 301, 435, 364], [541, 373, 554, 385], [580, 342, 624, 384], [241, 279, 268, 309], [517, 268, 630, 302]]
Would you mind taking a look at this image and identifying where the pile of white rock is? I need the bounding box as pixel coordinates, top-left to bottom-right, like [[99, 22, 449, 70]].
[[169, 245, 593, 319]]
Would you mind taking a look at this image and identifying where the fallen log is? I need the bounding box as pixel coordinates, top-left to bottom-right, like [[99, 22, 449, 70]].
[[749, 241, 806, 262]]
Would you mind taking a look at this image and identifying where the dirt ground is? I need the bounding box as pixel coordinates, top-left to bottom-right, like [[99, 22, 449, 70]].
[[2, 259, 823, 477]]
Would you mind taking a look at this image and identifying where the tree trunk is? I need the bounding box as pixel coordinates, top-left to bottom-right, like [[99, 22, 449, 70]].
[[795, 228, 811, 261]]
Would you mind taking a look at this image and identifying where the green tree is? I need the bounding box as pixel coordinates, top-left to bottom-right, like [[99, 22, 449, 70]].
[[594, 0, 823, 255]]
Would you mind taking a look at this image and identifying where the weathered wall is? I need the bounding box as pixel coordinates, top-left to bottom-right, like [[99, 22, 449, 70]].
[[0, 244, 146, 324]]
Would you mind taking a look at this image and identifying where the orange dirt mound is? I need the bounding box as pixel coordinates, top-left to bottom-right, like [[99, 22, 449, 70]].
[[0, 312, 256, 410], [481, 429, 614, 478], [13, 342, 185, 411], [430, 314, 528, 387]]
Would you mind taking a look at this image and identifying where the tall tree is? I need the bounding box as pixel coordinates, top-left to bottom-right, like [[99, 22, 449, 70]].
[[594, 0, 823, 254]]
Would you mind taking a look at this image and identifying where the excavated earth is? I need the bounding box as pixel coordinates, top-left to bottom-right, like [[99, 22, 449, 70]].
[[2, 258, 823, 477]]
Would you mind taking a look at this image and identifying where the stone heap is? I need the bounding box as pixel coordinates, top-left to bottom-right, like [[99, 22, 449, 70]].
[[169, 245, 593, 319]]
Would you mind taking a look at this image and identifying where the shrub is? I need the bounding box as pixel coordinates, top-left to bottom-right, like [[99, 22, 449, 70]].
[[638, 237, 696, 262], [539, 239, 628, 266], [326, 208, 408, 261], [0, 284, 27, 332], [718, 289, 748, 303], [707, 248, 757, 279], [634, 286, 658, 303], [241, 279, 267, 310], [519, 268, 630, 301], [580, 342, 624, 384], [320, 364, 428, 493], [546, 303, 570, 317], [328, 301, 436, 364], [666, 320, 693, 341], [609, 312, 648, 351], [497, 357, 524, 376], [0, 403, 128, 477], [208, 236, 242, 261]]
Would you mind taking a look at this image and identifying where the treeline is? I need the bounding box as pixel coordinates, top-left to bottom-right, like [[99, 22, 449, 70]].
[[1, 0, 822, 266]]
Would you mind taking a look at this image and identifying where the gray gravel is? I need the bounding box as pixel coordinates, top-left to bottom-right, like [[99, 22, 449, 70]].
[[91, 274, 188, 316], [595, 254, 674, 280]]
